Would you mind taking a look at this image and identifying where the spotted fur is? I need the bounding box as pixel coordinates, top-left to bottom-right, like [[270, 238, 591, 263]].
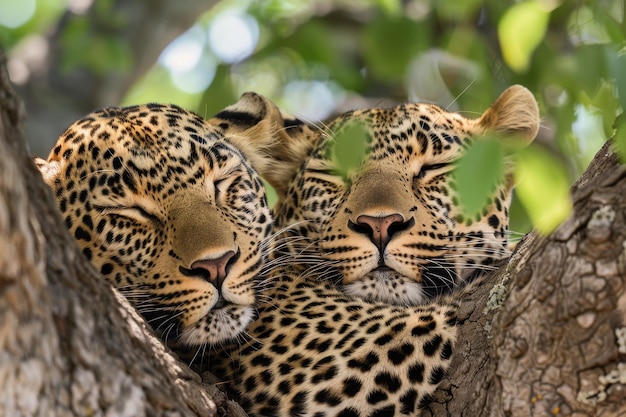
[[210, 265, 459, 417], [206, 86, 539, 416], [35, 103, 274, 347]]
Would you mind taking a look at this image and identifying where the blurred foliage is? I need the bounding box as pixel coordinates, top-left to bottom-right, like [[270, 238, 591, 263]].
[[2, 0, 626, 234], [515, 144, 573, 234], [453, 137, 506, 220], [498, 1, 552, 72], [60, 14, 132, 75]]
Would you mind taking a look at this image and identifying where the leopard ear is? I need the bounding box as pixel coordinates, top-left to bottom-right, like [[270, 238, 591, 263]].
[[210, 92, 318, 198], [478, 85, 540, 144], [34, 156, 61, 185]]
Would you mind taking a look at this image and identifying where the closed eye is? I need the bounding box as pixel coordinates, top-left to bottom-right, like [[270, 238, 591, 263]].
[[415, 163, 449, 180], [95, 205, 163, 225], [214, 177, 232, 201], [305, 168, 348, 188], [133, 206, 162, 224]]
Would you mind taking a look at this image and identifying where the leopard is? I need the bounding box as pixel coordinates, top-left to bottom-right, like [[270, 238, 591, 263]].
[[247, 84, 540, 306], [206, 85, 539, 416], [35, 102, 278, 349]]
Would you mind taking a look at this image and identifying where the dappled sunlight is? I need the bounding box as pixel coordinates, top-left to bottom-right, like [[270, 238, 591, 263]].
[[159, 26, 218, 93], [282, 80, 340, 120], [208, 13, 258, 63], [0, 0, 36, 28]]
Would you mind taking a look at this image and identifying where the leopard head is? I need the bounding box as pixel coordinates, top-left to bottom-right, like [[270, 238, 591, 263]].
[[222, 86, 539, 305], [35, 103, 274, 347]]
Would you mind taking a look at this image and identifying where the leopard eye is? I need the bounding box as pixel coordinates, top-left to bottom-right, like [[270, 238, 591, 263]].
[[132, 206, 162, 224], [304, 167, 348, 189], [415, 163, 449, 180], [96, 205, 162, 224], [214, 177, 232, 201]]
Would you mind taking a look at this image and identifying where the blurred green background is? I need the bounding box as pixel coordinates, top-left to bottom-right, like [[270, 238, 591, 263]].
[[1, 0, 625, 234]]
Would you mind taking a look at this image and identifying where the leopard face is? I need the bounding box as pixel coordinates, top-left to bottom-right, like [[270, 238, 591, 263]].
[[36, 103, 273, 347], [250, 86, 539, 306]]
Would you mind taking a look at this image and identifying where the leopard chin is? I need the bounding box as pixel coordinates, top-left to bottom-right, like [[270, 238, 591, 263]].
[[179, 304, 257, 347], [343, 268, 427, 306]]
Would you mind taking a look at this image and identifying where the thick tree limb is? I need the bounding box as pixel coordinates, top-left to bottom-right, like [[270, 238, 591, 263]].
[[424, 142, 626, 416], [0, 50, 245, 417]]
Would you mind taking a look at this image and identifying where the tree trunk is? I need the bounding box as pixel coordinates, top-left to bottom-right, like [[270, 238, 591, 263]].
[[0, 50, 246, 417], [3, 42, 626, 415], [424, 142, 626, 416]]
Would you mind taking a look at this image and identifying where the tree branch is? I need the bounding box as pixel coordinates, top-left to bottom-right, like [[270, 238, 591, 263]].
[[0, 49, 244, 417], [424, 142, 626, 416]]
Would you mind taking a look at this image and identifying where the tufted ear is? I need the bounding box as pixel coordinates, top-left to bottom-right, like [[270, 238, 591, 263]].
[[210, 92, 319, 198], [33, 156, 61, 185], [478, 85, 540, 144]]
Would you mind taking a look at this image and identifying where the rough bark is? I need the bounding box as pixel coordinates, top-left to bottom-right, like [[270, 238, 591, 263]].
[[0, 50, 246, 417], [14, 0, 217, 156], [424, 142, 626, 416]]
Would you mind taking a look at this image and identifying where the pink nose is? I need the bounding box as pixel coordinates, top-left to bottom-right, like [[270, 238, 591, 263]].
[[190, 250, 236, 289], [350, 214, 410, 251]]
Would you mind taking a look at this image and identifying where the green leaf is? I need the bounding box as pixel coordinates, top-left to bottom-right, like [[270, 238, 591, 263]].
[[588, 79, 620, 139], [568, 5, 612, 45], [601, 12, 625, 43], [453, 137, 505, 218], [614, 114, 626, 163], [514, 146, 572, 234], [330, 121, 370, 183], [498, 1, 551, 72], [362, 15, 428, 82]]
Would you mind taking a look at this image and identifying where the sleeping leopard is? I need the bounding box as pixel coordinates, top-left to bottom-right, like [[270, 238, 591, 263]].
[[267, 85, 539, 305], [208, 85, 539, 416], [35, 102, 276, 348]]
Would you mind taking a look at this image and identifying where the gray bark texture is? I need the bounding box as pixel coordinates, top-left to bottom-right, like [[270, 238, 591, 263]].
[[424, 142, 626, 416], [0, 50, 246, 417]]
